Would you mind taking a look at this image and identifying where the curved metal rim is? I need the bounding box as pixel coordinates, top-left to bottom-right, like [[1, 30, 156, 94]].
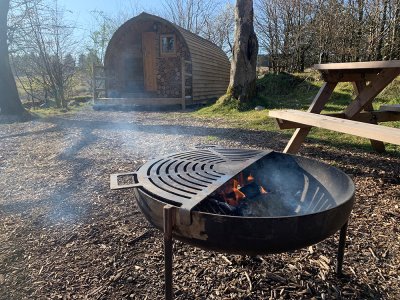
[[135, 152, 356, 220], [138, 185, 355, 221]]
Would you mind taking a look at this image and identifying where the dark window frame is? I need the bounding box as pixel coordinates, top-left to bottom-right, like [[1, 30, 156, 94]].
[[160, 34, 176, 56]]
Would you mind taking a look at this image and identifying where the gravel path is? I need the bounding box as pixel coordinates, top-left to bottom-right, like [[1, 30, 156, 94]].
[[0, 107, 399, 299]]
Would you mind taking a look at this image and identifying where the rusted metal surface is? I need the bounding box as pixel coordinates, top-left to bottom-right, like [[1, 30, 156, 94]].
[[111, 148, 272, 224], [163, 205, 175, 300], [111, 149, 355, 299], [112, 149, 355, 254], [336, 221, 349, 276]]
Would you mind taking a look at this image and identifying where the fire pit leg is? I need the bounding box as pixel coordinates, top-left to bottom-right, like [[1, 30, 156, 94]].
[[164, 205, 175, 300], [336, 221, 348, 276]]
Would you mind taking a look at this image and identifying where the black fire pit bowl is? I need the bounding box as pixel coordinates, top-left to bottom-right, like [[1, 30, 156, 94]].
[[113, 149, 355, 255]]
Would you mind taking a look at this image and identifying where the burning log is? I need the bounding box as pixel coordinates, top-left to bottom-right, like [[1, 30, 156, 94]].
[[239, 181, 264, 198], [217, 164, 309, 218], [240, 192, 286, 217], [194, 198, 239, 216], [219, 173, 269, 205], [223, 181, 245, 206], [200, 173, 273, 216]]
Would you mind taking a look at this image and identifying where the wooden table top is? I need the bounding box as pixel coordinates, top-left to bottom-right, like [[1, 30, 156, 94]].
[[314, 60, 400, 71]]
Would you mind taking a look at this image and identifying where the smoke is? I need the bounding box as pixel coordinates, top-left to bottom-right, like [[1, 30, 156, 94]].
[[238, 153, 336, 217]]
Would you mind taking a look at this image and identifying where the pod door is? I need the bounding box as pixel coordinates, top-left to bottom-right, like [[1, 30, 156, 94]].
[[142, 32, 157, 92]]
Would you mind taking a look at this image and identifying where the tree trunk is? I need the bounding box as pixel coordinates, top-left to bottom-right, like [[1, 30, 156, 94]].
[[356, 0, 364, 61], [228, 0, 258, 102], [389, 0, 400, 59], [0, 0, 25, 115], [376, 0, 388, 60]]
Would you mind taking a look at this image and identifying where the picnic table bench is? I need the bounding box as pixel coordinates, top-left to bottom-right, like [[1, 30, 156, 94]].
[[268, 60, 400, 153]]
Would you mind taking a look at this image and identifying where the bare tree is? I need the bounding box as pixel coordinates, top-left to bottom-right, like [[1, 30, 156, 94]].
[[162, 0, 235, 55], [389, 0, 400, 59], [110, 0, 142, 26], [82, 1, 142, 66], [10, 0, 77, 108], [202, 3, 235, 56], [80, 2, 142, 96], [256, 0, 282, 71], [228, 0, 258, 102], [376, 0, 389, 60], [87, 11, 120, 65], [255, 0, 399, 71], [162, 0, 220, 35], [0, 0, 25, 115], [256, 0, 317, 72]]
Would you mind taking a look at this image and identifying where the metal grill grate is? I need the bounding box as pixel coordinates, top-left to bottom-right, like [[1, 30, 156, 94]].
[[111, 148, 272, 223]]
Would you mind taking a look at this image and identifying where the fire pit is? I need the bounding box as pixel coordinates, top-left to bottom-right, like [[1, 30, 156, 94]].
[[111, 147, 355, 299]]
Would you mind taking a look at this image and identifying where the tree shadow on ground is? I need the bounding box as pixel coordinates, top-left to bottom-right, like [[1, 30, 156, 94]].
[[1, 115, 397, 177], [2, 114, 398, 158], [0, 113, 36, 124], [1, 114, 398, 219], [0, 122, 98, 224], [1, 113, 397, 299]]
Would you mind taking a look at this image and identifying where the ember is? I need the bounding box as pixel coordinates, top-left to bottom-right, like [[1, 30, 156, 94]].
[[204, 171, 277, 216], [219, 173, 268, 204], [222, 179, 245, 206]]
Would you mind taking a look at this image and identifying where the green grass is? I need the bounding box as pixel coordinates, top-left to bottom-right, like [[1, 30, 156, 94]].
[[205, 135, 220, 142], [194, 72, 400, 154], [16, 71, 92, 117], [29, 101, 92, 118]]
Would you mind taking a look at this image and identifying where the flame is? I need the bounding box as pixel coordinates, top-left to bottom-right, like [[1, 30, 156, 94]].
[[260, 185, 268, 194], [222, 179, 245, 206], [247, 174, 254, 183], [232, 179, 245, 204], [220, 173, 268, 206]]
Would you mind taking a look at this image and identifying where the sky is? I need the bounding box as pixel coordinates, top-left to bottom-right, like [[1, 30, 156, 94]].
[[58, 0, 161, 23], [57, 0, 162, 48]]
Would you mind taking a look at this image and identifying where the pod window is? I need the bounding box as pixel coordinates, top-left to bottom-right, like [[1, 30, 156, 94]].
[[160, 34, 176, 55]]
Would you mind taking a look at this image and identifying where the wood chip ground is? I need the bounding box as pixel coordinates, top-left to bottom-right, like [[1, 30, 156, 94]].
[[0, 107, 399, 299]]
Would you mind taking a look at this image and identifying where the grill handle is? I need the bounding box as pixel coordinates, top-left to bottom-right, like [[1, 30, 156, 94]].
[[110, 172, 140, 190]]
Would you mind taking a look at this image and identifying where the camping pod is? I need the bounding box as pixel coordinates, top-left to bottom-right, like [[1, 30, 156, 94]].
[[96, 12, 230, 108]]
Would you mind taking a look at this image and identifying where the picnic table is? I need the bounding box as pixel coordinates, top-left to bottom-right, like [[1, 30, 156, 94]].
[[269, 60, 400, 153]]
